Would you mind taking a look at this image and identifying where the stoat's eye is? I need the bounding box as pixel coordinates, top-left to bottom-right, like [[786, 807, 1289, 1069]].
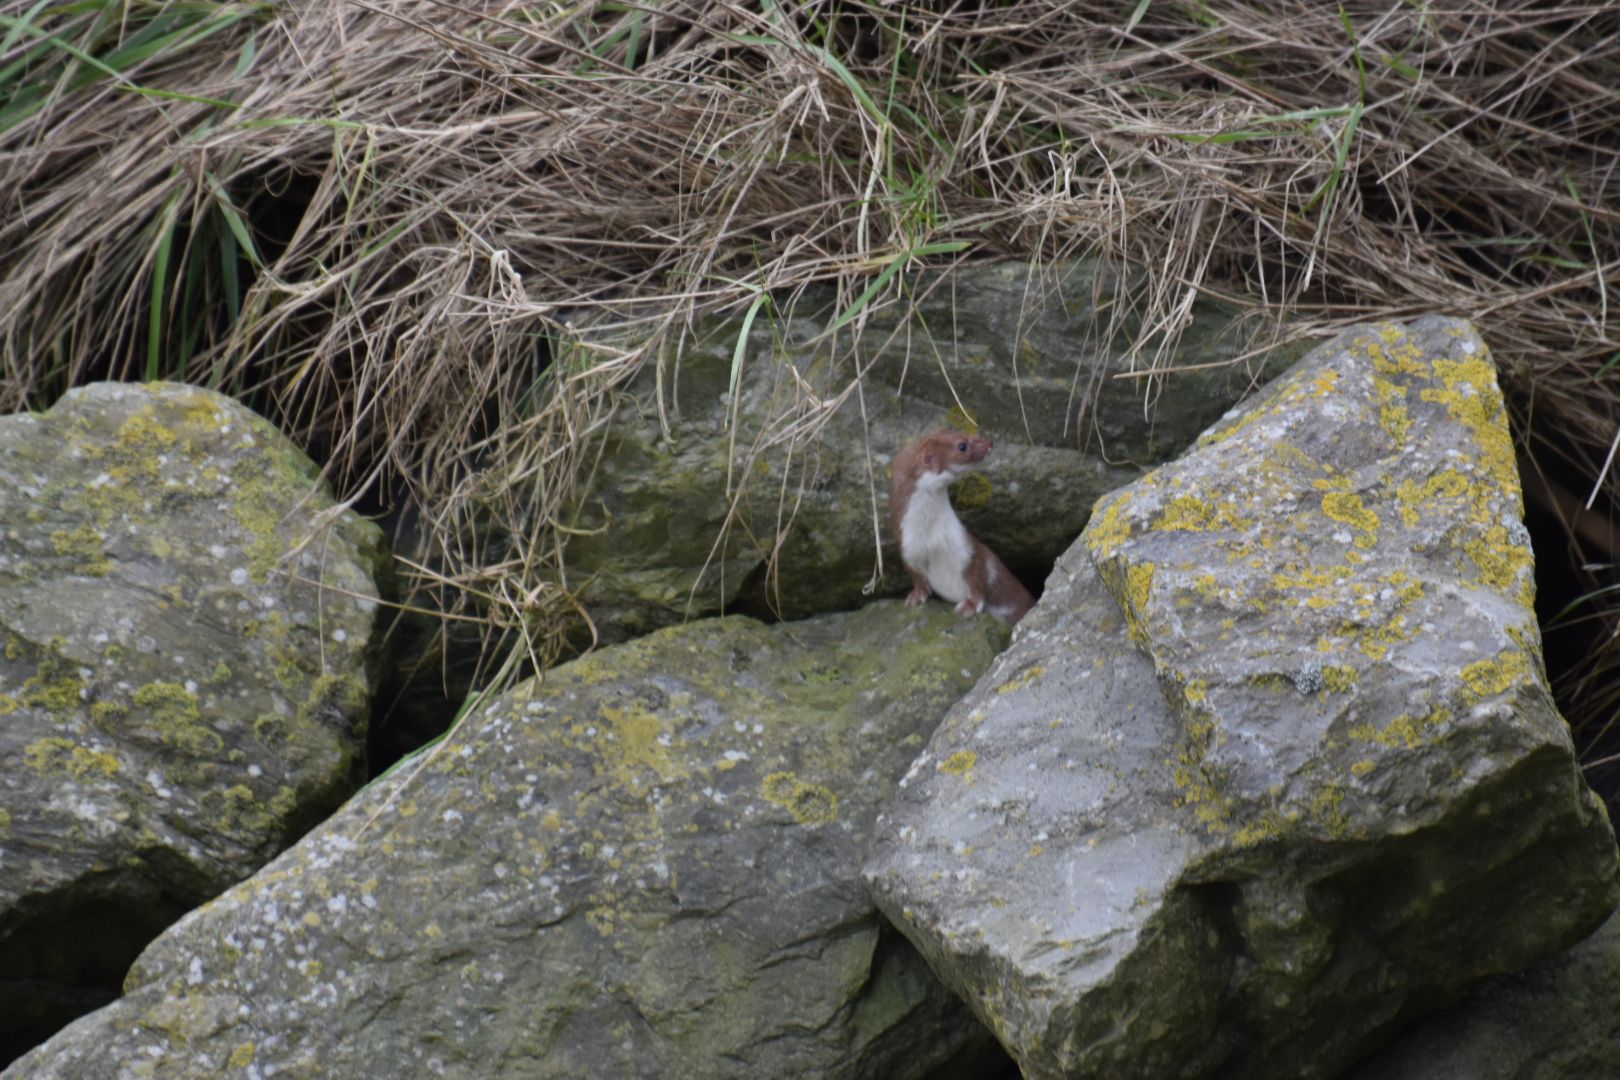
[[957, 441, 968, 452]]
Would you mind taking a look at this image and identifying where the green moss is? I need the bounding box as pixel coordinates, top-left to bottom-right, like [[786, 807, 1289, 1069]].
[[90, 700, 129, 729], [209, 661, 233, 685], [133, 681, 222, 756], [20, 643, 86, 716], [300, 671, 368, 722], [800, 664, 848, 686], [1310, 782, 1352, 837], [24, 736, 121, 779], [50, 523, 111, 576], [254, 713, 286, 742]]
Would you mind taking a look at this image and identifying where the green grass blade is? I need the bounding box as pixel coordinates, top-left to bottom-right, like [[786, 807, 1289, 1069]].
[[0, 0, 53, 66], [1338, 4, 1367, 102], [729, 291, 770, 405], [827, 241, 972, 334], [219, 217, 241, 325], [148, 194, 181, 382], [234, 23, 257, 77], [205, 172, 264, 268], [1125, 0, 1151, 34], [1304, 100, 1362, 214]]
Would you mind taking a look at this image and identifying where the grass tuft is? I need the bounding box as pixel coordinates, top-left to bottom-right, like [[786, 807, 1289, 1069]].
[[4, 0, 1620, 747]]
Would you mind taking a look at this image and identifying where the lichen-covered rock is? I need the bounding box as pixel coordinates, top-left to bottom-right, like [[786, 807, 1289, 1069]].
[[4, 603, 1006, 1080], [0, 383, 385, 1060], [559, 259, 1293, 638], [1345, 909, 1620, 1080], [863, 317, 1619, 1079]]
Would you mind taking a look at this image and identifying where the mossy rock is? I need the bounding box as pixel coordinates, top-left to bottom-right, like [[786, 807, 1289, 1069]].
[[6, 602, 1005, 1079], [0, 382, 386, 1061], [865, 318, 1618, 1079]]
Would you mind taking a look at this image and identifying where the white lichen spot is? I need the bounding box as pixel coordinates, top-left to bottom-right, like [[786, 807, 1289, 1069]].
[[210, 545, 229, 559], [723, 750, 749, 762], [187, 956, 205, 986], [230, 567, 250, 586], [326, 895, 348, 915], [442, 809, 464, 824]]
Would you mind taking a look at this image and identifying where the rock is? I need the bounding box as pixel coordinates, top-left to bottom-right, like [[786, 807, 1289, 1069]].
[[863, 317, 1619, 1079], [0, 383, 385, 1061], [4, 602, 1007, 1079], [1345, 909, 1620, 1079], [559, 259, 1293, 638]]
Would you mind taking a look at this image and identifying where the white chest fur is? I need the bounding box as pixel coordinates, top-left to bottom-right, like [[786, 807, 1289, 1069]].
[[900, 485, 973, 603]]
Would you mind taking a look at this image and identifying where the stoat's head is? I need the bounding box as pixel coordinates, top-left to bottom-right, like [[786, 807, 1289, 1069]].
[[915, 430, 993, 485]]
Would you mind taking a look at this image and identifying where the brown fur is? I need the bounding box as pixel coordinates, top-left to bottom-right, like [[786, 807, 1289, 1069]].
[[889, 430, 1035, 624]]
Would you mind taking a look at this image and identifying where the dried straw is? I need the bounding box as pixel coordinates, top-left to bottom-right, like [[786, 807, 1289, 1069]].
[[3, 1, 1617, 743]]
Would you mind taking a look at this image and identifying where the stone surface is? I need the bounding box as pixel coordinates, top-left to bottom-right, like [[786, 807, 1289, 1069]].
[[864, 317, 1619, 1079], [0, 382, 385, 1061], [558, 259, 1294, 638], [1345, 909, 1620, 1080], [5, 602, 1006, 1079]]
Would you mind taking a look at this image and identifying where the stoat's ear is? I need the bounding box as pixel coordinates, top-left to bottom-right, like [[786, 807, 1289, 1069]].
[[921, 447, 939, 472]]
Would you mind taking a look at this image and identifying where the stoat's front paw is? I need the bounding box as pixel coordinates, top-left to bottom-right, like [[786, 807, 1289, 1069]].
[[906, 585, 932, 607], [955, 597, 985, 617]]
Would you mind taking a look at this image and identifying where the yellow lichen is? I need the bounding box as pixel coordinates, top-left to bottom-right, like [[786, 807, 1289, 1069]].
[[761, 771, 839, 825], [1319, 489, 1380, 549], [1461, 649, 1530, 700], [954, 473, 993, 509], [939, 750, 978, 780], [1083, 490, 1136, 559], [996, 666, 1045, 695]]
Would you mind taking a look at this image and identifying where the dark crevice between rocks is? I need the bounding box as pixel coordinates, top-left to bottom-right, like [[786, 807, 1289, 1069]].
[[0, 876, 198, 1066], [1521, 447, 1620, 818]]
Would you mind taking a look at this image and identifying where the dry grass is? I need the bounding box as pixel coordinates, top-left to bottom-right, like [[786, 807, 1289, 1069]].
[[3, 2, 1618, 745]]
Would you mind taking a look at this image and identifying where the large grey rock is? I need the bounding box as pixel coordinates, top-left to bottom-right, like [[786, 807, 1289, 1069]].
[[559, 259, 1293, 638], [0, 383, 385, 1060], [4, 603, 1007, 1079], [863, 317, 1619, 1079], [1346, 909, 1620, 1079]]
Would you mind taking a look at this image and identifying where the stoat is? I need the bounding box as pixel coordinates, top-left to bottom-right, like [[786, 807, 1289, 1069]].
[[889, 430, 1035, 625]]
